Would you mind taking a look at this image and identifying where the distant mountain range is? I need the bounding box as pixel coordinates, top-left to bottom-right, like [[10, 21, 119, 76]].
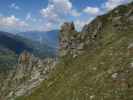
[[19, 30, 59, 49], [0, 31, 58, 70], [0, 31, 33, 54]]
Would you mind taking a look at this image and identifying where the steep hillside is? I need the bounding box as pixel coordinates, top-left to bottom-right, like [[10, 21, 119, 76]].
[[16, 2, 133, 100]]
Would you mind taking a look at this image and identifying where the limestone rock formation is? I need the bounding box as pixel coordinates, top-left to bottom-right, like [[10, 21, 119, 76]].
[[18, 50, 31, 65], [60, 22, 75, 34], [0, 51, 56, 100], [59, 22, 85, 57]]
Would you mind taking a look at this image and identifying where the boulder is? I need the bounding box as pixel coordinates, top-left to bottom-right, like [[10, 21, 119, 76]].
[[77, 43, 84, 50]]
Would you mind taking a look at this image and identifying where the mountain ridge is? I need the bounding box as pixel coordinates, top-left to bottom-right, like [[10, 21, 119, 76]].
[[0, 30, 57, 71], [16, 2, 133, 100], [19, 30, 59, 49]]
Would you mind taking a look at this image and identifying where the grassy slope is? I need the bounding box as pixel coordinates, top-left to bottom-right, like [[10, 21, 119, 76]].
[[16, 3, 133, 100], [17, 25, 133, 100]]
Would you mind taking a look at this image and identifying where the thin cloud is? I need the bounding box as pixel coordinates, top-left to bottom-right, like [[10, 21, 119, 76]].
[[9, 3, 20, 10], [83, 6, 101, 15], [102, 0, 131, 11], [26, 13, 31, 20], [0, 15, 28, 28]]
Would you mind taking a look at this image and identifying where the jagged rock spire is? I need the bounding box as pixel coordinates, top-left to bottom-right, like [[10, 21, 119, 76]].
[[60, 22, 75, 34], [18, 50, 31, 65]]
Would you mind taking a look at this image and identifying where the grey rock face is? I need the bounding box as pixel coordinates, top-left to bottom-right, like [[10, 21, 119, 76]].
[[59, 22, 85, 57], [0, 51, 57, 100], [82, 16, 103, 39], [60, 22, 75, 34]]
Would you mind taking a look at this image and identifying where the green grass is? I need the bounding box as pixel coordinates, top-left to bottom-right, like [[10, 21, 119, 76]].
[[16, 2, 133, 100], [16, 29, 133, 100]]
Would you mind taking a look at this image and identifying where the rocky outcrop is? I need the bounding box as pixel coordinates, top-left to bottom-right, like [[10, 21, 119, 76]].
[[60, 22, 75, 34], [82, 2, 133, 37], [0, 51, 57, 100], [59, 22, 85, 58], [59, 2, 133, 58], [82, 16, 104, 39]]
